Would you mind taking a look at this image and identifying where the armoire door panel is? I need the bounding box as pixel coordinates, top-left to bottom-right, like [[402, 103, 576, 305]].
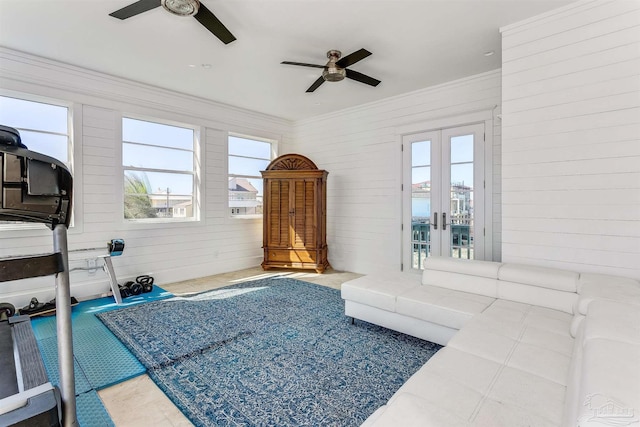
[[292, 180, 316, 248], [267, 180, 290, 247]]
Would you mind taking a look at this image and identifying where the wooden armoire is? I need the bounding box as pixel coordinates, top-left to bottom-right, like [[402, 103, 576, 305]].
[[261, 154, 329, 273]]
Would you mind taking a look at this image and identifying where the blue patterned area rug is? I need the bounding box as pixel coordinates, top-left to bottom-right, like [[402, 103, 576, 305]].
[[97, 277, 441, 426]]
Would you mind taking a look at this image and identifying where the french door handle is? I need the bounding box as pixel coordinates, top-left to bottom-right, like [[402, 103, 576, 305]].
[[433, 212, 438, 230], [442, 212, 447, 230]]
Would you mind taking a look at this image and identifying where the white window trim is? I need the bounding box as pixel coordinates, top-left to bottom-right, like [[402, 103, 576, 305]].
[[0, 90, 82, 236], [227, 132, 277, 221], [119, 114, 202, 225], [396, 106, 497, 265]]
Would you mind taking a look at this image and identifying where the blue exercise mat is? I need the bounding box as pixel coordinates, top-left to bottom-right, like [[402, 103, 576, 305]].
[[36, 336, 92, 394], [35, 324, 145, 391], [76, 391, 115, 427], [29, 285, 172, 426]]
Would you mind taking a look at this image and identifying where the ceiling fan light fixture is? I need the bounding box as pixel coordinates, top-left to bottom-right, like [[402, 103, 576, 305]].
[[322, 50, 346, 82], [322, 67, 346, 82], [161, 0, 200, 17]]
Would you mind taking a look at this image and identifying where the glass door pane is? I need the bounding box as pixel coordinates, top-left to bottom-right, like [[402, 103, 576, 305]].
[[411, 140, 431, 269], [449, 134, 474, 259]]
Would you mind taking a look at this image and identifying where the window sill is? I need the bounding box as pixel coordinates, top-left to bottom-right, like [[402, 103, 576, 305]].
[[125, 217, 197, 223], [229, 215, 263, 221], [119, 216, 202, 230], [0, 222, 81, 239]]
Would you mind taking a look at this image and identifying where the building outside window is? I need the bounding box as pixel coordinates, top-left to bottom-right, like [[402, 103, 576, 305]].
[[228, 134, 275, 217], [122, 117, 197, 221], [0, 94, 72, 228]]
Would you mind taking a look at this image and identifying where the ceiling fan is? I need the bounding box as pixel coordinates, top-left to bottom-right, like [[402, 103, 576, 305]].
[[282, 49, 381, 92], [109, 0, 236, 45]]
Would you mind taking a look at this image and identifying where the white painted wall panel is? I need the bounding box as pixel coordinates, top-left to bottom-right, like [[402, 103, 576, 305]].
[[0, 49, 292, 307], [292, 71, 502, 275], [501, 0, 640, 279]]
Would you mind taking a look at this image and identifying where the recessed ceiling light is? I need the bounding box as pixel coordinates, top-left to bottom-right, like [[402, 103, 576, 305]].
[[483, 51, 495, 57], [201, 64, 212, 69], [188, 64, 197, 68]]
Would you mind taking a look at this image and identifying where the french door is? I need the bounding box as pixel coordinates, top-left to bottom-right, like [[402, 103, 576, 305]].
[[402, 123, 485, 270]]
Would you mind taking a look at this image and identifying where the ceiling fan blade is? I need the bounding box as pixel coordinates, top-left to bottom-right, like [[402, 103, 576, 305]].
[[109, 0, 161, 19], [336, 48, 372, 68], [345, 69, 381, 87], [193, 3, 236, 44], [306, 77, 325, 93], [281, 61, 326, 69]]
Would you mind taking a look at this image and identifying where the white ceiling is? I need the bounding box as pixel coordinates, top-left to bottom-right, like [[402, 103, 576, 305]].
[[0, 0, 572, 121]]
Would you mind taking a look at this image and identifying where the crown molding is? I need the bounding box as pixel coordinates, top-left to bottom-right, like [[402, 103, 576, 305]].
[[500, 0, 611, 34], [0, 47, 292, 130], [294, 69, 501, 127]]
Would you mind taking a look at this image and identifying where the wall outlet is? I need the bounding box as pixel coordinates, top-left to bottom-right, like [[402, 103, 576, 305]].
[[87, 258, 98, 275]]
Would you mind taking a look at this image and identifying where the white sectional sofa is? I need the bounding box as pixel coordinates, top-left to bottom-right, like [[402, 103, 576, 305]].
[[341, 257, 640, 427]]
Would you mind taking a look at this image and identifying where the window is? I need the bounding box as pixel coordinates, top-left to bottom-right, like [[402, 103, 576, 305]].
[[228, 135, 275, 217], [0, 94, 72, 228], [0, 95, 70, 166], [122, 117, 197, 221]]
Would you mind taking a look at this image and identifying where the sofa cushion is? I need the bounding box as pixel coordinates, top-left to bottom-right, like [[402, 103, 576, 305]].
[[448, 300, 573, 386], [367, 392, 471, 427], [564, 299, 640, 427], [497, 280, 577, 314], [446, 322, 518, 363], [422, 256, 501, 279], [573, 338, 640, 427], [583, 300, 640, 345], [388, 369, 485, 423], [372, 387, 563, 427], [395, 286, 495, 330], [382, 345, 567, 426], [340, 273, 417, 312], [480, 299, 573, 340], [421, 257, 500, 298], [470, 313, 574, 357], [576, 273, 640, 315], [447, 322, 571, 386], [473, 398, 560, 427], [421, 270, 499, 298], [343, 300, 459, 346], [577, 272, 640, 295], [498, 263, 579, 292], [483, 366, 566, 426], [403, 347, 503, 395]]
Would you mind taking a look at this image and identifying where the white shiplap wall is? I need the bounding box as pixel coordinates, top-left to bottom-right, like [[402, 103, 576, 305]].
[[501, 0, 640, 279], [292, 71, 502, 274], [0, 48, 293, 307]]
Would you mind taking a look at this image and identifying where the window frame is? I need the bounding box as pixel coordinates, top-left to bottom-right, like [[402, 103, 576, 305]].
[[0, 90, 77, 233], [227, 132, 277, 220], [121, 115, 200, 224]]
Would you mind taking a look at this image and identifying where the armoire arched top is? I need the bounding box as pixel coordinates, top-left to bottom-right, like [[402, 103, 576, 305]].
[[265, 153, 319, 171]]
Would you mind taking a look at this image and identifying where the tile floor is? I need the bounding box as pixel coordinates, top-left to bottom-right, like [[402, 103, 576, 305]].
[[97, 267, 361, 426]]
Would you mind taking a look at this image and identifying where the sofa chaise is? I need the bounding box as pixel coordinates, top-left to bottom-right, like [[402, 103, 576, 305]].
[[341, 257, 640, 426]]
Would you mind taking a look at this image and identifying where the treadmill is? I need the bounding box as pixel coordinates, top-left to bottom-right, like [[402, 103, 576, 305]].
[[0, 125, 77, 426]]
